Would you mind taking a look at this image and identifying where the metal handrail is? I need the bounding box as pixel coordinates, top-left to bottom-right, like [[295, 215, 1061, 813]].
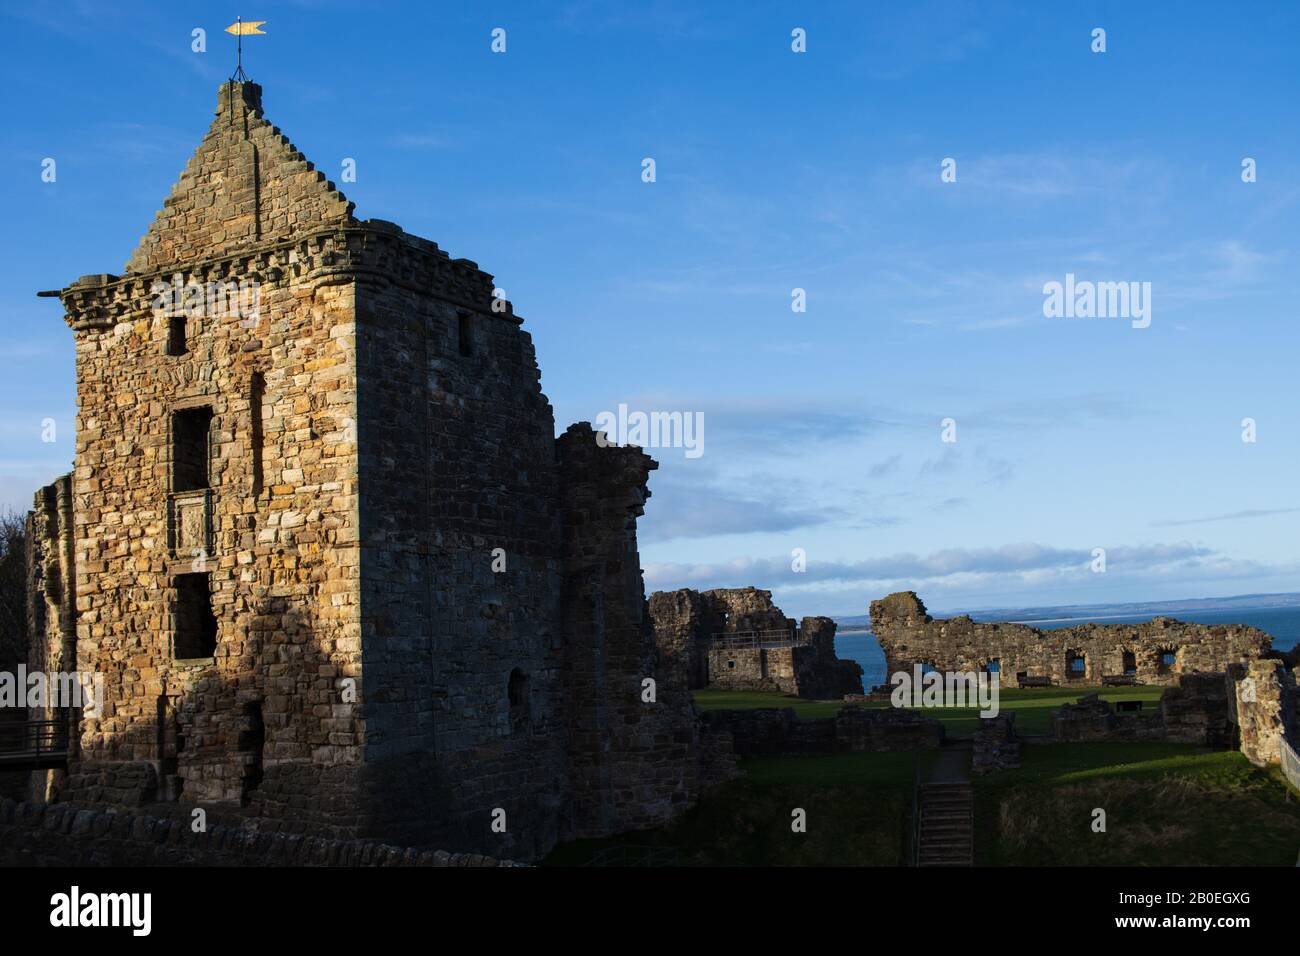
[[709, 629, 807, 649], [909, 754, 921, 866], [1281, 736, 1300, 794], [0, 717, 71, 763]]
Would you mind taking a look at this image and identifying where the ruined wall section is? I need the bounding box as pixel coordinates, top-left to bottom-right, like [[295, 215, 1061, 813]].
[[646, 588, 717, 689], [53, 229, 364, 831], [650, 588, 863, 698], [1235, 659, 1298, 767], [702, 587, 792, 633], [352, 225, 567, 857], [23, 475, 78, 801], [791, 616, 864, 699], [125, 82, 355, 275], [559, 425, 725, 839], [869, 591, 1269, 688]]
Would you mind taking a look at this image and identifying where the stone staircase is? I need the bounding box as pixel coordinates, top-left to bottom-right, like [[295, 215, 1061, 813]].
[[917, 781, 973, 866]]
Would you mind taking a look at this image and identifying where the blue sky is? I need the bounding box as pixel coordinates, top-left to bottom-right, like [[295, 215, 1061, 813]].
[[2, 1, 1299, 617]]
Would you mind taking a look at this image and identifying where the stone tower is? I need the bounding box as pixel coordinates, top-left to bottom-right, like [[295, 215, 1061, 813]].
[[31, 81, 728, 860]]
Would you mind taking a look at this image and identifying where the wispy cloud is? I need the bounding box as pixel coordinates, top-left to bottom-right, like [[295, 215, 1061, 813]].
[[1151, 507, 1300, 528], [644, 541, 1221, 592]]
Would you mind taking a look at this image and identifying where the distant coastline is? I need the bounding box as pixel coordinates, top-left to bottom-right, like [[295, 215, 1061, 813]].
[[833, 593, 1300, 689], [834, 591, 1300, 631]]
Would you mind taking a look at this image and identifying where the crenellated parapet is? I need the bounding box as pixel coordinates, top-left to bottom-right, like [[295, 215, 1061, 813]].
[[44, 222, 514, 335]]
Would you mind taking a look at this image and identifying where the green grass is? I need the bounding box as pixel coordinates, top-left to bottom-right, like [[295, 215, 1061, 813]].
[[691, 688, 850, 719], [542, 750, 924, 866], [975, 743, 1300, 866], [692, 685, 1166, 737], [542, 740, 1300, 866]]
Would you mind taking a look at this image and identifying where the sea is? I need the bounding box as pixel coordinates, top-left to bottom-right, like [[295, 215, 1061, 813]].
[[835, 606, 1300, 692]]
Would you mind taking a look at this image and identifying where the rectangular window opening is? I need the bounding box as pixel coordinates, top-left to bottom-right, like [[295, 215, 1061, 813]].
[[167, 316, 189, 356], [172, 406, 214, 492], [173, 573, 217, 659]]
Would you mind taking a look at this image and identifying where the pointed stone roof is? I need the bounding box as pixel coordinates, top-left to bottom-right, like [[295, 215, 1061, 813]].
[[124, 81, 356, 275]]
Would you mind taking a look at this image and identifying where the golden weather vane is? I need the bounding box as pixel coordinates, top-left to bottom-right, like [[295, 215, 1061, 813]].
[[224, 16, 267, 82]]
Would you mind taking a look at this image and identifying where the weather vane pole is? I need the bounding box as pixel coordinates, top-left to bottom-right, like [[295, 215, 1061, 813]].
[[225, 16, 267, 83]]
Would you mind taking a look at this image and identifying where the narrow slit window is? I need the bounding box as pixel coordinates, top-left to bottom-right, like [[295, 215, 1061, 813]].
[[239, 702, 266, 801], [508, 668, 530, 732], [250, 373, 264, 497], [457, 311, 473, 357]]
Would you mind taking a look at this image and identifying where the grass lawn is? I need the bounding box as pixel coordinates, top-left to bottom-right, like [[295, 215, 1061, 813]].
[[542, 739, 1300, 866], [542, 750, 926, 866], [975, 743, 1300, 866], [548, 687, 1300, 865], [692, 685, 1166, 737]]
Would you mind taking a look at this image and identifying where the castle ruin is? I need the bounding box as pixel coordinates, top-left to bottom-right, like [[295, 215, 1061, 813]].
[[649, 587, 863, 699], [24, 81, 735, 860], [869, 591, 1270, 689]]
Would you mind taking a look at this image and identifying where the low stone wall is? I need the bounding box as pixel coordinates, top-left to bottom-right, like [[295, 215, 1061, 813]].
[[1160, 672, 1235, 746], [1051, 694, 1166, 743], [1049, 666, 1298, 763], [0, 798, 512, 867], [972, 714, 1020, 774], [700, 706, 942, 758]]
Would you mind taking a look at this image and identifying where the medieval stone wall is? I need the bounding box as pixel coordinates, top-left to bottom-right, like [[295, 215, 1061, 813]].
[[0, 797, 510, 867], [57, 256, 363, 825], [699, 706, 942, 758], [348, 230, 566, 857], [869, 591, 1269, 688], [22, 475, 77, 801], [1235, 659, 1298, 766], [559, 425, 736, 839], [1047, 667, 1298, 765]]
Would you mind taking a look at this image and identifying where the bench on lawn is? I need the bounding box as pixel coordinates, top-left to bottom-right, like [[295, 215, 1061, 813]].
[[1017, 675, 1054, 688], [1115, 700, 1144, 713], [1102, 674, 1139, 686]]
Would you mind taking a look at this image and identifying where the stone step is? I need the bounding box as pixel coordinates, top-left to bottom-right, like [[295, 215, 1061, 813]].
[[916, 779, 974, 867], [921, 812, 971, 825], [922, 803, 972, 815], [921, 825, 971, 838], [922, 824, 971, 834]]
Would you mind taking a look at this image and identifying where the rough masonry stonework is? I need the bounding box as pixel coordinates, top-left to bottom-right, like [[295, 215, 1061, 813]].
[[869, 591, 1270, 689], [24, 81, 734, 861], [649, 587, 863, 699]]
